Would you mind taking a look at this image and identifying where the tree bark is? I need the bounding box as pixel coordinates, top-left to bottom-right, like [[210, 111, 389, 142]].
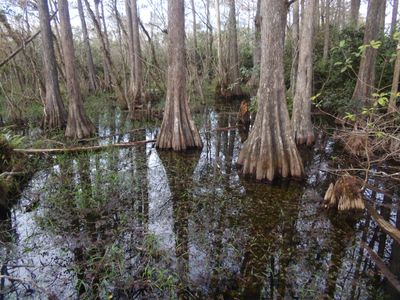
[[352, 0, 385, 109], [84, 0, 128, 109], [322, 0, 330, 62], [237, 0, 304, 181], [249, 0, 261, 89], [125, 0, 135, 92], [59, 0, 95, 139], [391, 0, 399, 36], [113, 0, 128, 98], [350, 0, 360, 28], [314, 0, 320, 29], [216, 0, 227, 94], [127, 0, 143, 118], [289, 0, 300, 95], [292, 0, 316, 146], [77, 0, 98, 93], [38, 0, 67, 130], [389, 39, 400, 113], [94, 0, 111, 89], [190, 0, 198, 59], [379, 0, 386, 34], [205, 0, 213, 80], [226, 0, 243, 97], [156, 0, 202, 151]]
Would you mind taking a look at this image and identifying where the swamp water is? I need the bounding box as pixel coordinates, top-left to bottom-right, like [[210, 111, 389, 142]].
[[0, 100, 399, 299]]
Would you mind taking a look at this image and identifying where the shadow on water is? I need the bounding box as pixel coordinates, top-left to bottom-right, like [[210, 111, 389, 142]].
[[0, 98, 399, 299]]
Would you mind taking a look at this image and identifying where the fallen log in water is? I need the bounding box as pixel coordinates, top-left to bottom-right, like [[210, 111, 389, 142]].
[[13, 139, 156, 155], [366, 203, 400, 245], [214, 126, 238, 132], [360, 242, 400, 293]]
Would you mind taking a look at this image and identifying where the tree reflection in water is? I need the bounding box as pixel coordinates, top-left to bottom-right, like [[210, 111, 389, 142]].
[[0, 102, 399, 299]]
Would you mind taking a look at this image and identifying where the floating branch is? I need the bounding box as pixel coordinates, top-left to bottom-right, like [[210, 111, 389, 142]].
[[360, 242, 400, 293], [366, 203, 400, 245], [13, 139, 156, 155]]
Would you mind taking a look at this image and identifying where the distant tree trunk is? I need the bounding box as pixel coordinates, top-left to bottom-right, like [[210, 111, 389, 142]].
[[289, 0, 300, 95], [190, 0, 198, 60], [314, 0, 320, 29], [391, 0, 399, 35], [127, 0, 143, 118], [205, 0, 213, 80], [84, 0, 128, 109], [77, 0, 98, 92], [94, 0, 111, 89], [334, 0, 345, 29], [389, 39, 400, 113], [379, 0, 386, 34], [322, 0, 330, 62], [216, 0, 227, 94], [237, 0, 304, 181], [38, 0, 67, 129], [125, 0, 134, 93], [59, 0, 95, 139], [334, 0, 340, 27], [156, 0, 202, 151], [352, 0, 385, 108], [350, 0, 360, 28], [114, 0, 128, 98], [339, 0, 345, 28], [100, 0, 112, 88], [292, 0, 316, 146], [226, 0, 243, 97], [248, 0, 261, 89]]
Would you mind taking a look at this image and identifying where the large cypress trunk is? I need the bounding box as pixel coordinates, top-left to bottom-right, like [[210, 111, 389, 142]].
[[352, 0, 385, 109], [59, 0, 95, 139], [38, 0, 67, 130], [291, 0, 316, 146], [156, 0, 202, 151], [237, 0, 303, 181]]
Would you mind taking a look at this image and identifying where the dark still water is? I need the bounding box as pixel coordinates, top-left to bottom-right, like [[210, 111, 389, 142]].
[[1, 101, 399, 299]]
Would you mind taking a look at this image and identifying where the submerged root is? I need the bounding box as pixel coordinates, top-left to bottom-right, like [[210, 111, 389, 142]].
[[324, 175, 365, 211]]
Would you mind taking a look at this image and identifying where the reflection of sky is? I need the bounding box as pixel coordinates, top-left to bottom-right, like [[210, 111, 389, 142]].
[[147, 148, 175, 251], [8, 171, 75, 299]]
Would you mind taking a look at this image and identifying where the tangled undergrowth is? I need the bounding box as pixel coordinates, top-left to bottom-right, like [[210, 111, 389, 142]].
[[0, 128, 31, 209]]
